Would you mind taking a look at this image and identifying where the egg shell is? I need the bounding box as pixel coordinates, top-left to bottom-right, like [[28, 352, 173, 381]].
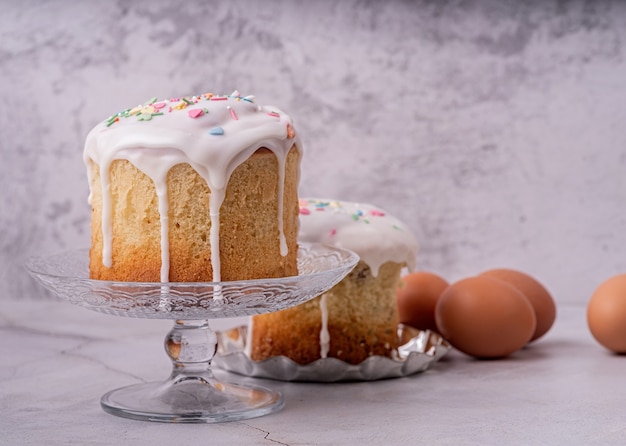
[[587, 274, 626, 353], [397, 272, 449, 333], [480, 268, 556, 342], [435, 276, 537, 359]]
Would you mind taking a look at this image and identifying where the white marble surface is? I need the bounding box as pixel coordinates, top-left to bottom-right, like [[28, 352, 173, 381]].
[[2, 297, 625, 445], [3, 0, 626, 306]]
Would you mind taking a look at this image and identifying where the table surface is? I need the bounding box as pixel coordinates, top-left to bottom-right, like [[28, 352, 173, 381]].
[[2, 297, 625, 446]]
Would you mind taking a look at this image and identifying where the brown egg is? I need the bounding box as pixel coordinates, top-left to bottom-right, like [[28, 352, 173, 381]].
[[480, 268, 556, 342], [397, 271, 449, 332], [435, 276, 537, 359], [587, 274, 626, 353]]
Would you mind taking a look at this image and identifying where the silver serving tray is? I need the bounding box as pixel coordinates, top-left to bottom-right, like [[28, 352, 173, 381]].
[[214, 324, 450, 382]]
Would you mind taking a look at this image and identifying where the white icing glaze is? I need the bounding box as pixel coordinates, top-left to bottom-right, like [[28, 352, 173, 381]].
[[84, 91, 300, 282], [244, 316, 253, 358], [319, 294, 330, 358], [298, 198, 418, 277]]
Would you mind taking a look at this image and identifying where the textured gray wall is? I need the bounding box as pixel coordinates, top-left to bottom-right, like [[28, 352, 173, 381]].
[[2, 0, 626, 305]]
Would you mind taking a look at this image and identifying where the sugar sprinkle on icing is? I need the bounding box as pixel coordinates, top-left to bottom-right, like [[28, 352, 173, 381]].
[[208, 126, 225, 135], [102, 91, 259, 126], [298, 198, 418, 277]]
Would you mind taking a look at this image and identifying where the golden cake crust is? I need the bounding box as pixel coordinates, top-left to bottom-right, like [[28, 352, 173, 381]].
[[89, 147, 300, 282], [250, 260, 402, 364]]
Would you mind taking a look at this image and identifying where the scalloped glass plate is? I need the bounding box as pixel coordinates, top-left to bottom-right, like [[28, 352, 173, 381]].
[[25, 242, 359, 319], [214, 324, 450, 382]]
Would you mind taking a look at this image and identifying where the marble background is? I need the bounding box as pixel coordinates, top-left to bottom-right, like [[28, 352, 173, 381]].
[[2, 0, 626, 305]]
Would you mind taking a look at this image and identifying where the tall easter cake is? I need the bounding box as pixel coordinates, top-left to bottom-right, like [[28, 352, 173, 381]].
[[249, 198, 418, 365], [84, 91, 301, 282]]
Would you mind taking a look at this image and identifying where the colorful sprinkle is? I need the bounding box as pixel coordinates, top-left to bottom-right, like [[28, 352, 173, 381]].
[[286, 123, 296, 138], [100, 91, 262, 127], [228, 106, 238, 120], [267, 111, 280, 118], [128, 106, 143, 116], [105, 116, 119, 127], [300, 208, 311, 215], [330, 229, 337, 237], [137, 113, 153, 121], [370, 210, 385, 217], [188, 108, 204, 119]]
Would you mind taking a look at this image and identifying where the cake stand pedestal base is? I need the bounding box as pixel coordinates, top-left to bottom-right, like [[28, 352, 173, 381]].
[[100, 319, 283, 423], [101, 378, 283, 423]]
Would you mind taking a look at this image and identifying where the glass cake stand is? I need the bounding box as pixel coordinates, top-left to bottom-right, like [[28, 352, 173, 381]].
[[25, 243, 358, 423]]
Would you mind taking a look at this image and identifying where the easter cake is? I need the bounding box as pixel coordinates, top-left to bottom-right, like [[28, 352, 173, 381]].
[[84, 91, 301, 282], [249, 198, 418, 364]]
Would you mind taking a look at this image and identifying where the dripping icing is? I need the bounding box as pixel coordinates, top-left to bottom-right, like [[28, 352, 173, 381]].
[[319, 294, 330, 358]]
